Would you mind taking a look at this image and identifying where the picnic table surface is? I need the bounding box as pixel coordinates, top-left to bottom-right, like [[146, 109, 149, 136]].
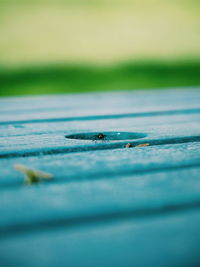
[[0, 88, 200, 267]]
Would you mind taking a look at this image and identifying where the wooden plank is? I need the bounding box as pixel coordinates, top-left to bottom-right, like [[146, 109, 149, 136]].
[[1, 88, 199, 111], [0, 88, 199, 123], [0, 209, 200, 267], [0, 112, 200, 138], [0, 166, 200, 236], [0, 116, 200, 156], [0, 142, 200, 187]]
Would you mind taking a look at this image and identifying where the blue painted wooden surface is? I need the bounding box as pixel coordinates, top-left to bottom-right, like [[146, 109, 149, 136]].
[[0, 88, 200, 267]]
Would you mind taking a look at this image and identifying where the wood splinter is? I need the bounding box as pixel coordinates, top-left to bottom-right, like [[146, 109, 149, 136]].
[[136, 143, 150, 147], [15, 164, 53, 185]]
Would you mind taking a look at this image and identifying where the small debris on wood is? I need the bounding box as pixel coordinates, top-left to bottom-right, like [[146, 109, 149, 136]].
[[125, 143, 133, 148], [136, 143, 150, 147], [15, 164, 53, 185]]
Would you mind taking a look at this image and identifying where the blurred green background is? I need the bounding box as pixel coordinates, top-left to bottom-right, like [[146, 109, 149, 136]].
[[0, 0, 200, 96]]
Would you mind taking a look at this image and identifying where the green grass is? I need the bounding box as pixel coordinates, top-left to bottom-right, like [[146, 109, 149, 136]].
[[0, 61, 199, 97], [0, 0, 199, 96]]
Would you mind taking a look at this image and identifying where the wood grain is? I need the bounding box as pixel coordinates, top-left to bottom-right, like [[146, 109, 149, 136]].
[[0, 88, 200, 267]]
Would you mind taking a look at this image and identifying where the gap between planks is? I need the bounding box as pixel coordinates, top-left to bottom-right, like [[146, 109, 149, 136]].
[[0, 108, 200, 125], [0, 135, 200, 159]]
